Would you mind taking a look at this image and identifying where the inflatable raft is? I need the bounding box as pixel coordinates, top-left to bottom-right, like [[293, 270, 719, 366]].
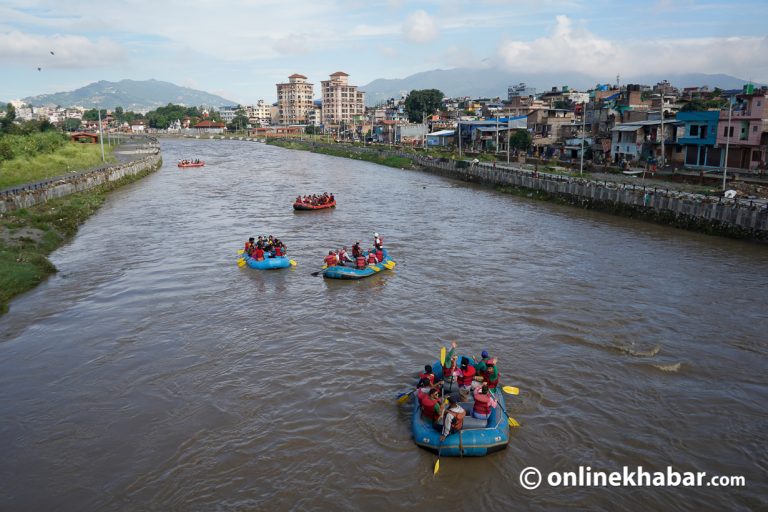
[[322, 248, 395, 279], [239, 253, 292, 270], [178, 161, 205, 168], [411, 356, 510, 457], [293, 200, 336, 211]]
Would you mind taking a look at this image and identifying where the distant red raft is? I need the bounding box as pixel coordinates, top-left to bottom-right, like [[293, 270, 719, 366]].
[[293, 200, 336, 210], [178, 161, 205, 168]]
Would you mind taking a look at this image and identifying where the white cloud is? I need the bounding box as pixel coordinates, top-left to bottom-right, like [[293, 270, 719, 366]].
[[0, 30, 125, 68], [380, 46, 398, 58], [272, 34, 311, 55], [402, 10, 438, 43], [497, 15, 768, 81]]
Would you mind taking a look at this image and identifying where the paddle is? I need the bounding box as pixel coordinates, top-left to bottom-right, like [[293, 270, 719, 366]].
[[382, 260, 396, 270], [434, 440, 443, 476], [289, 260, 297, 267], [496, 399, 521, 428], [397, 390, 414, 404], [237, 258, 246, 267], [440, 346, 446, 367], [237, 249, 244, 255], [311, 266, 328, 277], [502, 385, 520, 395]]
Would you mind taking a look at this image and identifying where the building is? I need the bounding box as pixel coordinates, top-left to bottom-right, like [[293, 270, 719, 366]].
[[321, 71, 365, 127], [508, 83, 536, 101], [277, 74, 314, 125], [717, 88, 767, 170], [675, 111, 721, 168], [527, 108, 574, 144], [193, 120, 226, 134], [218, 106, 239, 123], [426, 129, 455, 146], [129, 120, 146, 133], [610, 119, 680, 163], [246, 100, 273, 127]]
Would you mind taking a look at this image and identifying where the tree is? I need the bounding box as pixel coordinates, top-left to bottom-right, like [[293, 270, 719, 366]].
[[509, 130, 532, 151], [227, 109, 249, 131], [0, 103, 16, 133], [404, 89, 444, 123], [64, 118, 82, 132], [82, 108, 107, 121]]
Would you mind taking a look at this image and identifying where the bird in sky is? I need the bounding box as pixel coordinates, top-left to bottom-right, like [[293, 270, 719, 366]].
[[37, 66, 42, 71], [50, 50, 55, 55]]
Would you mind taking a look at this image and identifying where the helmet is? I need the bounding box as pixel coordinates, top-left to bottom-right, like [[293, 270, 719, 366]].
[[374, 232, 379, 237], [481, 350, 489, 358]]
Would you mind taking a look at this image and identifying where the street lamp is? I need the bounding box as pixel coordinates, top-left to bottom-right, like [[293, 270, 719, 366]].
[[722, 96, 733, 191], [580, 101, 586, 176]]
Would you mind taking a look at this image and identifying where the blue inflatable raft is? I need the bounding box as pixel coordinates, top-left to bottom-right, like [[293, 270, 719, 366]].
[[239, 253, 292, 270], [411, 357, 510, 457], [322, 248, 395, 279]]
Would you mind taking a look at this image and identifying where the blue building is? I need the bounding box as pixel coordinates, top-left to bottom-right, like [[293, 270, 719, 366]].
[[675, 111, 721, 167]]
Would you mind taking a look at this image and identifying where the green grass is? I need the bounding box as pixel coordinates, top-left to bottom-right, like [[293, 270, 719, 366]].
[[0, 157, 160, 315], [269, 140, 416, 170], [0, 142, 116, 189]]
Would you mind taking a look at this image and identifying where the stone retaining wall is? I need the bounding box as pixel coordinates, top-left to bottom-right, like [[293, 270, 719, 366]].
[[0, 137, 162, 214]]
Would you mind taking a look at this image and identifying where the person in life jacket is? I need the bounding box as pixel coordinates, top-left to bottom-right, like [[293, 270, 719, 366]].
[[440, 397, 466, 441], [324, 250, 338, 267], [273, 241, 284, 257], [373, 232, 383, 250], [375, 247, 384, 262], [420, 387, 444, 425], [471, 383, 497, 420], [355, 253, 366, 270], [474, 350, 492, 374], [338, 246, 353, 266], [415, 377, 433, 402], [482, 358, 500, 390], [419, 365, 436, 387], [453, 357, 477, 402], [366, 250, 379, 265], [351, 241, 362, 258], [244, 237, 255, 254], [252, 246, 265, 261]]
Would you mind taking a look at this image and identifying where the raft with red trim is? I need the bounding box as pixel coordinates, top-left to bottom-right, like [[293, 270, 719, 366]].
[[293, 200, 336, 210], [178, 161, 205, 168]]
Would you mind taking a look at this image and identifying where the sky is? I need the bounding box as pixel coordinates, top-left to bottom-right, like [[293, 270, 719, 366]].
[[1, 0, 767, 104]]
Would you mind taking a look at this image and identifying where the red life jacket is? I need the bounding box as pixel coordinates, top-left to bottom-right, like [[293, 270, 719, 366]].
[[458, 365, 476, 386], [367, 253, 377, 264], [244, 242, 253, 252], [324, 254, 337, 267], [375, 249, 384, 261], [253, 248, 265, 261], [356, 256, 366, 269], [274, 246, 284, 256], [473, 389, 492, 415], [419, 372, 435, 385], [420, 395, 440, 421]]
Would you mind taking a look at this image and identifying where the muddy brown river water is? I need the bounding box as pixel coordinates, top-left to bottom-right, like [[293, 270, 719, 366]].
[[1, 139, 766, 511]]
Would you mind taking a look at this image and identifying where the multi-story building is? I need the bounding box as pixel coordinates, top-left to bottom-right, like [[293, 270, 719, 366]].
[[717, 87, 767, 170], [675, 111, 721, 168], [276, 74, 314, 125], [508, 82, 536, 101], [320, 71, 365, 127], [246, 100, 273, 127]]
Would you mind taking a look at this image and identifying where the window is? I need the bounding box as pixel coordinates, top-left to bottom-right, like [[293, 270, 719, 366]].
[[690, 125, 699, 136], [754, 125, 758, 132], [700, 126, 707, 138]]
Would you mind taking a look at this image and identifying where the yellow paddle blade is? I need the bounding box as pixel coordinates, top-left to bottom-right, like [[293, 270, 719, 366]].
[[383, 260, 396, 269], [237, 259, 246, 267], [508, 417, 521, 427], [397, 393, 411, 404], [433, 459, 440, 476], [440, 346, 446, 367], [502, 386, 520, 395], [289, 260, 297, 267], [237, 249, 244, 255], [322, 264, 327, 269], [369, 265, 381, 272]]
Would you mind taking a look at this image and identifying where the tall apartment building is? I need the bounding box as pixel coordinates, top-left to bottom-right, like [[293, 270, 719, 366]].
[[321, 71, 365, 126], [246, 100, 273, 127], [276, 74, 314, 125]]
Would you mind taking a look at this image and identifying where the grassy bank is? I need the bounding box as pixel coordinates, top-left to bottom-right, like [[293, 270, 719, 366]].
[[269, 139, 416, 170], [0, 158, 160, 314], [0, 141, 116, 189]]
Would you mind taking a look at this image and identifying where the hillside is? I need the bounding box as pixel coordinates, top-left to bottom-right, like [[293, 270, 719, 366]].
[[360, 68, 762, 105], [23, 79, 236, 110]]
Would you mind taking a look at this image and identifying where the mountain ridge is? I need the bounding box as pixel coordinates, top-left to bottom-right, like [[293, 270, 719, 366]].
[[23, 79, 237, 110], [360, 68, 764, 105]]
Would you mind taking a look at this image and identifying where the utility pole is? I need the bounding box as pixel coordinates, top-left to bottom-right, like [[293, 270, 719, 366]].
[[458, 119, 462, 158], [507, 117, 511, 164], [495, 114, 499, 154], [97, 109, 105, 162], [660, 91, 665, 168], [723, 96, 733, 191], [580, 101, 586, 176]]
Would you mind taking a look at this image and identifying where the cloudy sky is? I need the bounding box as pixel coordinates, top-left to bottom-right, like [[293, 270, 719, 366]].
[[1, 0, 767, 103]]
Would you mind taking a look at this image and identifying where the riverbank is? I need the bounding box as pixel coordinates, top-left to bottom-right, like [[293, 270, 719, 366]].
[[0, 138, 161, 314], [267, 138, 768, 241], [269, 139, 415, 170]]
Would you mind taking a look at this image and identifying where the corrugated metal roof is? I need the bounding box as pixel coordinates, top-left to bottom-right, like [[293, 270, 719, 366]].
[[428, 130, 455, 136]]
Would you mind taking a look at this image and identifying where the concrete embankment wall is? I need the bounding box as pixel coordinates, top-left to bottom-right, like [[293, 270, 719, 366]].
[[0, 137, 162, 214], [278, 140, 768, 240]]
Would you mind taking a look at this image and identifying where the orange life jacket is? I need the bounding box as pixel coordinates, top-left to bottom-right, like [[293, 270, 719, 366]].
[[356, 256, 366, 269], [446, 407, 465, 431], [367, 253, 377, 264], [458, 365, 476, 386], [324, 254, 337, 267]]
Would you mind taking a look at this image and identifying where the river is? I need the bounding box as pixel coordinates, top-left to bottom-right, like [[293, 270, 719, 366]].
[[1, 138, 766, 511]]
